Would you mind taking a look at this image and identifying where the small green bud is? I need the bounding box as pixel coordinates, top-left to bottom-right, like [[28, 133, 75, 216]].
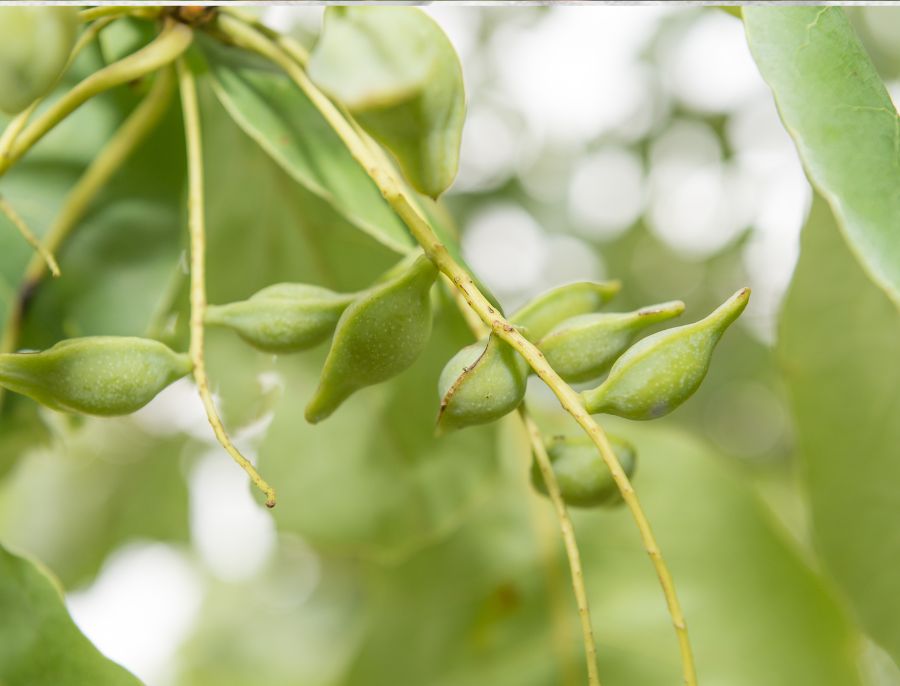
[[0, 7, 78, 114], [531, 434, 636, 508], [305, 254, 437, 423], [0, 336, 192, 416], [582, 288, 750, 420], [539, 301, 685, 383], [511, 281, 621, 342], [205, 284, 355, 354], [437, 334, 528, 433]]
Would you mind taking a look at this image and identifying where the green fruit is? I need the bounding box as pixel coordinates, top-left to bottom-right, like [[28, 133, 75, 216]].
[[305, 254, 437, 423], [582, 288, 750, 420], [437, 334, 528, 433], [0, 336, 192, 416], [0, 7, 78, 114], [539, 301, 685, 383], [308, 7, 465, 198], [511, 281, 621, 342], [531, 434, 636, 508], [205, 284, 355, 354]]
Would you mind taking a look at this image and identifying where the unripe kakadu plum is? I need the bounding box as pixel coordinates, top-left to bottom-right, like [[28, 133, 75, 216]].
[[511, 280, 621, 342], [437, 334, 528, 433], [582, 288, 750, 420], [538, 301, 685, 384], [531, 434, 636, 508], [0, 7, 79, 114], [305, 254, 437, 423], [205, 284, 355, 354], [0, 336, 193, 416]]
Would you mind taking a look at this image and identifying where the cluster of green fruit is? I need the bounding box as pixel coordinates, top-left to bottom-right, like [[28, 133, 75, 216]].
[[0, 247, 748, 507]]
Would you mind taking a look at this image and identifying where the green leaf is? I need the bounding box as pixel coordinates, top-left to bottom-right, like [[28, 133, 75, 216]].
[[0, 543, 142, 685], [0, 417, 192, 588], [198, 37, 414, 255], [778, 197, 900, 666], [743, 6, 900, 306], [337, 423, 863, 686], [308, 7, 466, 199]]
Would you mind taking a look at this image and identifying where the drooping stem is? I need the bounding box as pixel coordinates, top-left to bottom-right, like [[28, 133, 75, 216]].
[[445, 283, 598, 685], [219, 16, 697, 684], [0, 20, 193, 177], [0, 197, 60, 277], [176, 57, 277, 509], [0, 66, 177, 370], [521, 407, 602, 686]]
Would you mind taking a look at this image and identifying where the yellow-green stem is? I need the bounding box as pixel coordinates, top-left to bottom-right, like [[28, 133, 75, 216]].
[[218, 15, 697, 684], [0, 197, 60, 277], [446, 284, 598, 685], [522, 407, 602, 686], [0, 66, 177, 367], [0, 20, 192, 177], [176, 57, 277, 509], [79, 6, 161, 23]]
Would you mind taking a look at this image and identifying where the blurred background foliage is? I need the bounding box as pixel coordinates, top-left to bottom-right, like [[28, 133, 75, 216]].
[[0, 5, 898, 686]]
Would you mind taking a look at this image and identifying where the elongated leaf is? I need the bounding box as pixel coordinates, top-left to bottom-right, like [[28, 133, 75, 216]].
[[744, 7, 900, 305], [0, 543, 141, 685], [198, 38, 414, 254], [779, 197, 900, 666], [309, 7, 466, 198]]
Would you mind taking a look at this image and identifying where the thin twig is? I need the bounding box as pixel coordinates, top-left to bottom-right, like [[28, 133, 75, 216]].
[[218, 16, 697, 684], [445, 283, 596, 684], [522, 407, 602, 685], [0, 197, 60, 277], [79, 6, 161, 23], [176, 57, 277, 509], [0, 20, 193, 177]]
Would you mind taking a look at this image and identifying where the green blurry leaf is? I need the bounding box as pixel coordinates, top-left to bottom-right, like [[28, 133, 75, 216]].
[[176, 537, 364, 686], [0, 543, 141, 685], [779, 197, 900, 666], [336, 424, 863, 686], [0, 417, 191, 588], [744, 6, 900, 305], [309, 7, 466, 198], [257, 299, 501, 561], [198, 37, 414, 255]]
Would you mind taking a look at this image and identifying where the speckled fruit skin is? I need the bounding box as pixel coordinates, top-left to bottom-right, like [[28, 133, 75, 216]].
[[305, 254, 437, 424], [582, 288, 749, 420], [0, 337, 193, 415], [0, 7, 78, 114], [437, 334, 528, 433], [538, 300, 684, 384], [531, 434, 636, 508], [205, 283, 355, 354]]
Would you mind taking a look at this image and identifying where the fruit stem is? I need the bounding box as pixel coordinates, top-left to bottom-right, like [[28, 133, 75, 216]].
[[220, 15, 697, 684], [521, 407, 603, 686], [0, 196, 60, 278], [177, 56, 277, 509]]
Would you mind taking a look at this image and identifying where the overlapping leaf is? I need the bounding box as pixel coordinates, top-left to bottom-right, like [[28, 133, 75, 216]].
[[308, 7, 466, 199], [779, 197, 900, 667], [199, 37, 414, 255], [0, 543, 142, 685], [744, 6, 900, 305]]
